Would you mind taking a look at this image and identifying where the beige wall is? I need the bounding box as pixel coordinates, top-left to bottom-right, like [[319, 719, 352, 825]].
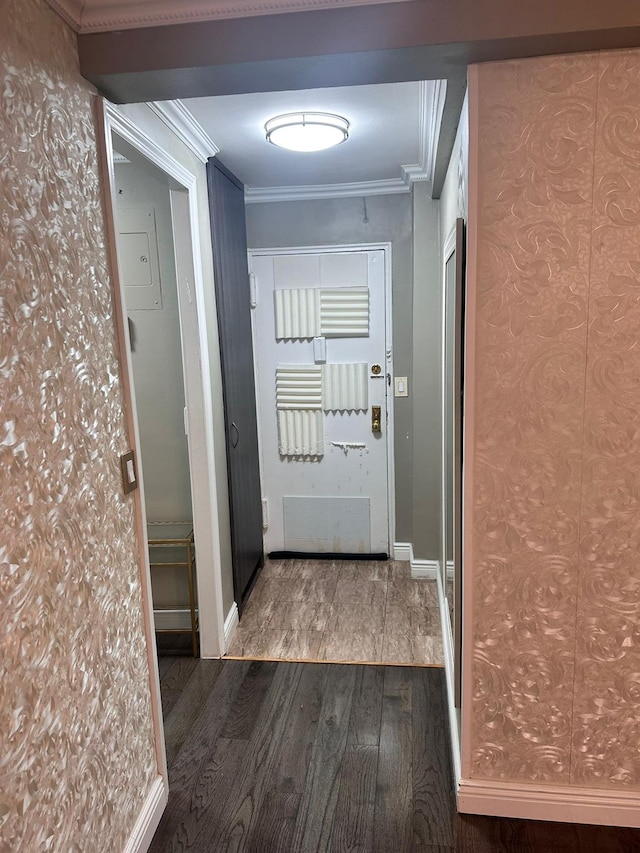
[[466, 49, 640, 787], [245, 194, 417, 547], [0, 0, 158, 848], [411, 183, 442, 560]]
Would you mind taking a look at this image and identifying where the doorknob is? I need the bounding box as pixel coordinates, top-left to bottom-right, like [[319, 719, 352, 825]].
[[372, 406, 381, 433]]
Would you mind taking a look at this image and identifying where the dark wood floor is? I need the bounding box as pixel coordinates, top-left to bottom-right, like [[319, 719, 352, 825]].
[[151, 639, 640, 852]]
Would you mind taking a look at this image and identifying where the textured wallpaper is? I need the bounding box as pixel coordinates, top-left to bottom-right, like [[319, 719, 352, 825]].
[[470, 49, 640, 788], [0, 0, 158, 849], [572, 50, 640, 788]]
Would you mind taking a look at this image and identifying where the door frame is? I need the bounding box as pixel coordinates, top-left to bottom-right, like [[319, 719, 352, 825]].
[[440, 223, 457, 631], [247, 242, 395, 555], [99, 101, 226, 662], [439, 221, 462, 784]]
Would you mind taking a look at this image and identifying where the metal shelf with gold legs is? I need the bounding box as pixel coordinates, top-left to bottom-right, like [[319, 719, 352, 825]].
[[148, 522, 198, 657]]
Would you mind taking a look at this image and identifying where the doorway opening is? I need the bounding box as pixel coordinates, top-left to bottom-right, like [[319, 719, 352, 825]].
[[101, 103, 228, 669], [250, 244, 394, 558], [224, 242, 442, 666], [111, 142, 200, 658], [175, 79, 449, 667]]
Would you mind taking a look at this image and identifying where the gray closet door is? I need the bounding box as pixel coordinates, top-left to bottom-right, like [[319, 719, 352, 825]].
[[207, 157, 263, 614]]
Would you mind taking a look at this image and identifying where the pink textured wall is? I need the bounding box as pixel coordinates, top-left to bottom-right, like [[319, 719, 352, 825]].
[[0, 0, 158, 847], [467, 49, 640, 787], [573, 51, 640, 787]]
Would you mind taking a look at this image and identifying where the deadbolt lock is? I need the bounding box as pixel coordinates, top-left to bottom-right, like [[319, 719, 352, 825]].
[[372, 406, 381, 433]]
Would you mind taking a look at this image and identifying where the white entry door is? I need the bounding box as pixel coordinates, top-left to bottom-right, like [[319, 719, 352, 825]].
[[250, 247, 391, 555]]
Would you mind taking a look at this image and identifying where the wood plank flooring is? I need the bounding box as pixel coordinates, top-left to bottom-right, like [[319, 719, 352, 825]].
[[150, 651, 640, 852], [225, 559, 443, 666]]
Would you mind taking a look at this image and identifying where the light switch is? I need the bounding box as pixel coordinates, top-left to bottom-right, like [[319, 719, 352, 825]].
[[394, 376, 408, 397], [120, 450, 138, 494]]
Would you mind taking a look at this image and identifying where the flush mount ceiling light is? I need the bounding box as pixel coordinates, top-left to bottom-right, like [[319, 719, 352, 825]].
[[265, 112, 350, 152]]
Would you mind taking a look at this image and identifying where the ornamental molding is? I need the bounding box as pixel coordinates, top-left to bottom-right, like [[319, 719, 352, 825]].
[[100, 81, 445, 204], [44, 0, 411, 33], [148, 101, 220, 163]]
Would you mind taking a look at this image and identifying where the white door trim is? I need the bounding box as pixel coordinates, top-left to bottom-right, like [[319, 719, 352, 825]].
[[441, 224, 457, 598], [100, 100, 226, 668], [440, 224, 462, 783], [247, 242, 395, 554]]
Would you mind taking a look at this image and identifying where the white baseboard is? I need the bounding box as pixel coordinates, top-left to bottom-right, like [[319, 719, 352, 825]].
[[411, 559, 438, 580], [392, 542, 439, 580], [436, 568, 461, 786], [153, 608, 198, 631], [224, 601, 239, 652], [458, 777, 640, 827], [123, 775, 167, 853], [393, 541, 413, 562]]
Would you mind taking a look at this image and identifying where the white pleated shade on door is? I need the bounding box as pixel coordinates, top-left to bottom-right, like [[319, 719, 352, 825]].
[[277, 410, 324, 457], [322, 363, 368, 411], [273, 288, 320, 340], [274, 286, 369, 340], [319, 287, 370, 337], [275, 365, 323, 456], [275, 365, 323, 409]]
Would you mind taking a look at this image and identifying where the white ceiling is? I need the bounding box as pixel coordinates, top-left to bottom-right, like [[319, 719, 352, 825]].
[[165, 79, 444, 202]]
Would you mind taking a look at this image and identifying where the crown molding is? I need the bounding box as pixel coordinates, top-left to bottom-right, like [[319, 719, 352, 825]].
[[45, 0, 411, 33], [244, 178, 410, 203], [147, 101, 220, 163], [401, 79, 447, 185], [101, 81, 444, 205], [245, 79, 443, 203], [427, 79, 448, 182], [44, 0, 84, 30]]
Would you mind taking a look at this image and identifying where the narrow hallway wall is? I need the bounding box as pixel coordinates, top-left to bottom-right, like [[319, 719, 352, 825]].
[[1, 0, 158, 848], [412, 183, 442, 561], [466, 49, 640, 792]]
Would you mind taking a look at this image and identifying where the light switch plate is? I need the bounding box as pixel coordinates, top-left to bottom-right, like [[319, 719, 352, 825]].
[[394, 376, 408, 397], [120, 450, 138, 494]]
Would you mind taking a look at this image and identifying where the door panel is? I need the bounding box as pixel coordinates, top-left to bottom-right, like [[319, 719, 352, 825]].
[[251, 249, 389, 556], [207, 158, 263, 612]]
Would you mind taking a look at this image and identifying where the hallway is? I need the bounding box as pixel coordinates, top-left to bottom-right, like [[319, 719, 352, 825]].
[[150, 654, 640, 852], [225, 558, 444, 666]]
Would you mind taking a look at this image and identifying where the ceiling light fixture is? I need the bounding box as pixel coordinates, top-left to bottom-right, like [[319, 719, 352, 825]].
[[265, 112, 349, 152]]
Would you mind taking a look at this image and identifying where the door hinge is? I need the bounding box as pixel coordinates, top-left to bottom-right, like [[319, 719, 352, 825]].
[[183, 406, 189, 436], [261, 497, 269, 530], [249, 272, 257, 308]]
